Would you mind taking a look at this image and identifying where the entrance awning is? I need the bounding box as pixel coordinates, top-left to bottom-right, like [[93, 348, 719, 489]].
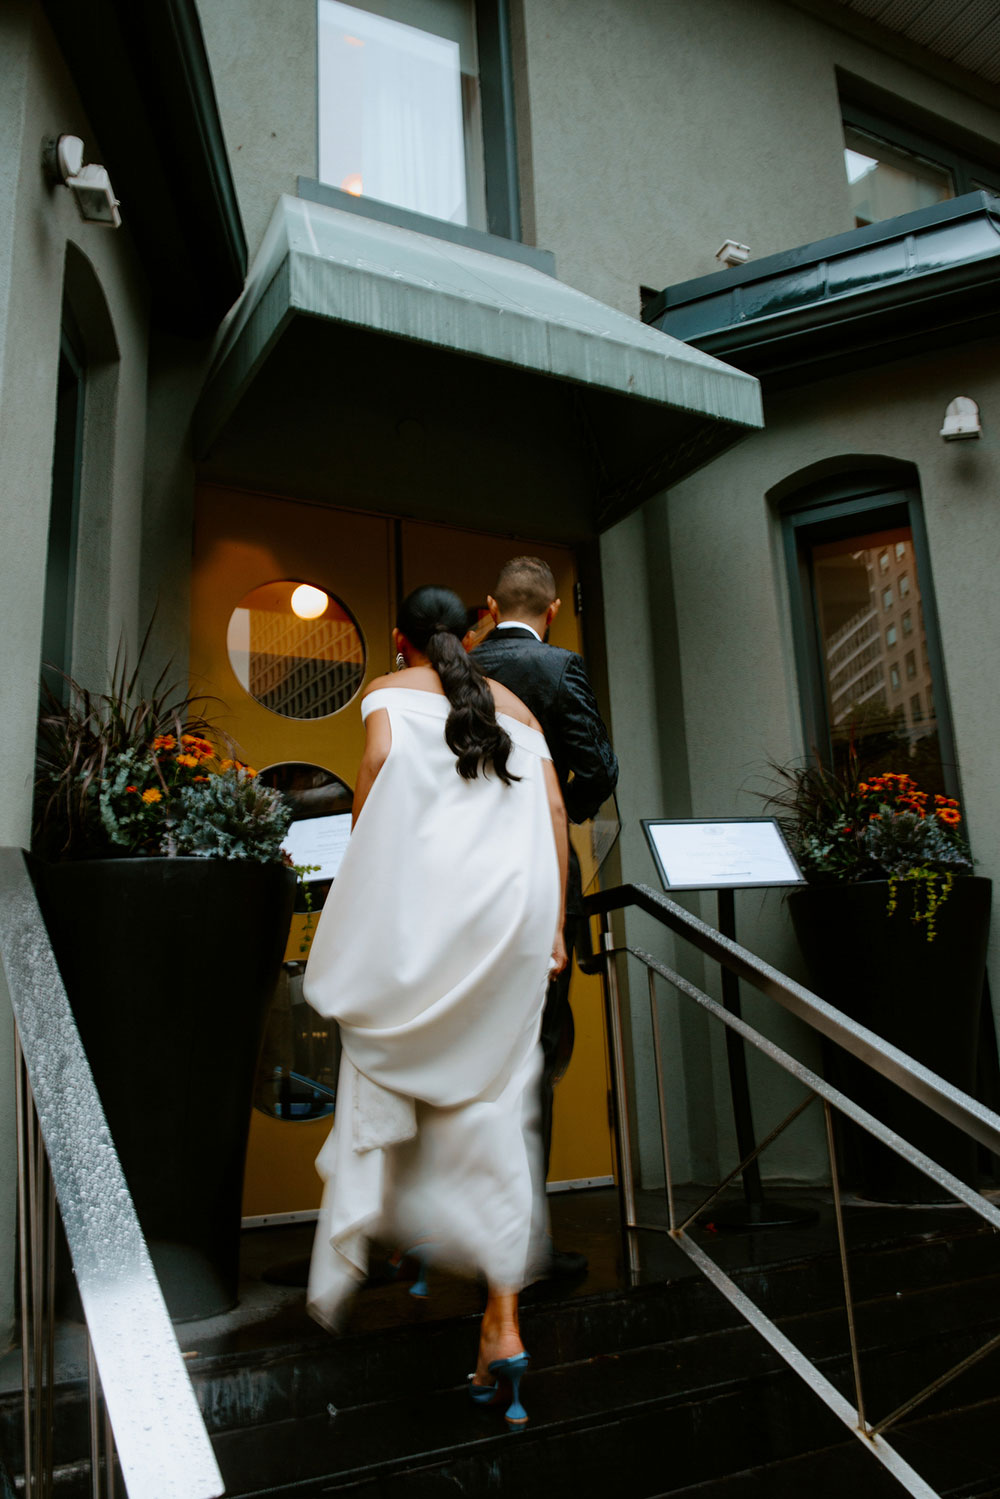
[[196, 196, 763, 537]]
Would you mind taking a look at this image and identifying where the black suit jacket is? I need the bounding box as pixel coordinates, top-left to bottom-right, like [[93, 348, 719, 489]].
[[473, 627, 619, 913]]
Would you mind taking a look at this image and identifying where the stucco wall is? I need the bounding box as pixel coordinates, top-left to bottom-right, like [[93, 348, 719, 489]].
[[642, 343, 1000, 1183], [0, 1, 150, 1344], [197, 0, 318, 263], [566, 0, 1000, 1183], [517, 0, 1000, 314]]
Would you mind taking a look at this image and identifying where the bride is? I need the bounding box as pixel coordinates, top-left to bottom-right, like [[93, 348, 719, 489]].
[[303, 584, 567, 1426]]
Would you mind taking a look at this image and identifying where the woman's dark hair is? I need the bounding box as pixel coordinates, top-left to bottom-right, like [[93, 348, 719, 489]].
[[397, 585, 518, 785]]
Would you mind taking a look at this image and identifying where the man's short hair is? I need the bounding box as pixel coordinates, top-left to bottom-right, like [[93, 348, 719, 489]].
[[493, 557, 557, 617]]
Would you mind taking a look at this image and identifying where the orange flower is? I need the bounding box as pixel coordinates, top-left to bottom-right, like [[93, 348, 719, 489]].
[[152, 734, 176, 752], [182, 734, 215, 760], [869, 812, 881, 821], [125, 785, 138, 794], [219, 758, 236, 772], [141, 788, 162, 804], [937, 808, 962, 825], [193, 774, 209, 783], [176, 753, 200, 768]]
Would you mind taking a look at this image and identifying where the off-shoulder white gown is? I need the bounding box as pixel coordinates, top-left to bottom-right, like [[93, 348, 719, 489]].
[[303, 686, 559, 1329]]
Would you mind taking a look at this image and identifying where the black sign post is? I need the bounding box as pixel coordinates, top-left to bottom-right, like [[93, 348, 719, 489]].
[[642, 818, 816, 1232]]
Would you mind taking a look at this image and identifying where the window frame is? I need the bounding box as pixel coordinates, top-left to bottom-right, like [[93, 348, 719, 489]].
[[313, 0, 522, 243], [842, 100, 1000, 201], [41, 328, 85, 702], [781, 475, 961, 799]]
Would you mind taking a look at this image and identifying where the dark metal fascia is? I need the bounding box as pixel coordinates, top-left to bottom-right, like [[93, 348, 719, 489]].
[[644, 193, 1000, 381]]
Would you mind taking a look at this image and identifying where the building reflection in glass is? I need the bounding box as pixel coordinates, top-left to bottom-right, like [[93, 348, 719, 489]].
[[254, 761, 353, 1120], [811, 527, 943, 791], [227, 579, 366, 719]]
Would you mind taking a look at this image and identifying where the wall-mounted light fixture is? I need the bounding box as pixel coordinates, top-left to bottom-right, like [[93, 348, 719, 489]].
[[43, 134, 121, 228], [940, 396, 981, 441], [715, 239, 750, 269]]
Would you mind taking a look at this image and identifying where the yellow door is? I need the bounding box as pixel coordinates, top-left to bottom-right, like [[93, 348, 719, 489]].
[[190, 489, 613, 1219], [399, 521, 613, 1190]]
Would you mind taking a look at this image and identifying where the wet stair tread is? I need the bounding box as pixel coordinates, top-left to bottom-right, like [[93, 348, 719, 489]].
[[658, 1395, 1000, 1498], [211, 1272, 1000, 1495], [181, 1234, 1000, 1435]]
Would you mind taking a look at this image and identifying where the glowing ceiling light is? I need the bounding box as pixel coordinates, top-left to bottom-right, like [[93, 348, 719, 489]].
[[291, 584, 329, 620]]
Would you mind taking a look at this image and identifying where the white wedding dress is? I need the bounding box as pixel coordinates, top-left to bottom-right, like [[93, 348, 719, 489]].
[[303, 686, 559, 1329]]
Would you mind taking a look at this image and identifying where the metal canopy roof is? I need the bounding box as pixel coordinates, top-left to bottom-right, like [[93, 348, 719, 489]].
[[195, 197, 762, 538], [645, 191, 1000, 387]]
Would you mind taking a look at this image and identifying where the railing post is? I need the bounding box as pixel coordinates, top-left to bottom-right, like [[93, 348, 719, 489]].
[[15, 1033, 34, 1499], [647, 968, 677, 1232], [598, 913, 640, 1277]]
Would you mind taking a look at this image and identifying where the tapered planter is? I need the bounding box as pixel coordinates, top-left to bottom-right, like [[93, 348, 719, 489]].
[[789, 877, 991, 1203], [33, 857, 296, 1320]]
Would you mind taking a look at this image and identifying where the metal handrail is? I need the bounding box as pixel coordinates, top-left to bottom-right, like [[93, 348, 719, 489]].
[[0, 848, 223, 1499], [585, 880, 1000, 1499], [587, 883, 1000, 1154]]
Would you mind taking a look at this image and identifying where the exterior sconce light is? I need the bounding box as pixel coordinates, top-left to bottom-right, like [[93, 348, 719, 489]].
[[940, 397, 981, 441], [43, 134, 121, 228], [715, 239, 750, 269]]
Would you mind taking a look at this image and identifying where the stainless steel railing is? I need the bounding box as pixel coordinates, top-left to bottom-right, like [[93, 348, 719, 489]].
[[0, 848, 223, 1499], [585, 881, 1000, 1499]]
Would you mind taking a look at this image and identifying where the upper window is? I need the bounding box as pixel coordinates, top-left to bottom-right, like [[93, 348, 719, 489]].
[[844, 124, 953, 228], [318, 0, 485, 228], [842, 102, 1000, 229]]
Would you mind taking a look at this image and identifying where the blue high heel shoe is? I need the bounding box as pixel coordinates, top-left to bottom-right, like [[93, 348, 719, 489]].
[[407, 1244, 431, 1299], [386, 1243, 434, 1298], [468, 1353, 530, 1427]]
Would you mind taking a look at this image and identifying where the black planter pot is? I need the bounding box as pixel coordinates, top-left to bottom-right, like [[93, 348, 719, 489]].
[[789, 876, 992, 1204], [32, 857, 296, 1320]]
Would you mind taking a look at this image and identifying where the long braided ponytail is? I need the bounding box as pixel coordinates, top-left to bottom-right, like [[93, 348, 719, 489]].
[[396, 586, 518, 786]]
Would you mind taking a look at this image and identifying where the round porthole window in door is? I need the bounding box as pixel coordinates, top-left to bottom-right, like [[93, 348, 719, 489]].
[[227, 580, 366, 719], [253, 761, 352, 1122]]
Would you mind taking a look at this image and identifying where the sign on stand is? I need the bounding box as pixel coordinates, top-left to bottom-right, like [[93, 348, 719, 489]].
[[641, 818, 811, 1232], [642, 817, 802, 892]]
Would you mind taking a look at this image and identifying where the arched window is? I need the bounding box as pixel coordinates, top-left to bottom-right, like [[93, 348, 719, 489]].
[[780, 468, 959, 800]]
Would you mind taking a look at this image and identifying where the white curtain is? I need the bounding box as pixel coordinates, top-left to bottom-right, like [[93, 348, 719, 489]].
[[319, 1, 468, 225]]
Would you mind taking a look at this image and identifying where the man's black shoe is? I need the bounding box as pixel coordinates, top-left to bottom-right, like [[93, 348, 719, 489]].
[[548, 1247, 588, 1278]]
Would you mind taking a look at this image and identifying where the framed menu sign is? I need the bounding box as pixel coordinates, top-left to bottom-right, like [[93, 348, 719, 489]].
[[282, 812, 353, 883], [641, 817, 804, 892]]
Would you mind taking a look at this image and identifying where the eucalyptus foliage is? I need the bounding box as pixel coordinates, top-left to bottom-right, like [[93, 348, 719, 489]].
[[163, 768, 291, 862]]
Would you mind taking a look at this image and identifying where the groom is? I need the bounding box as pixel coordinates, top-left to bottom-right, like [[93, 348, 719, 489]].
[[472, 557, 619, 1276]]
